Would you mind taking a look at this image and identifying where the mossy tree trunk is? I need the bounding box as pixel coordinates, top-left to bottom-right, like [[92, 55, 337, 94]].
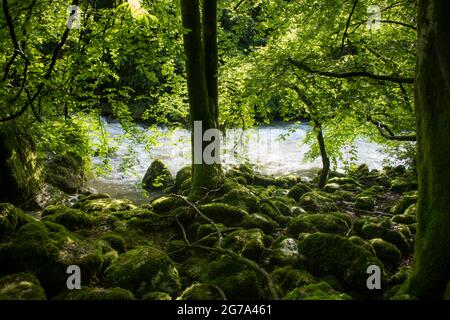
[[181, 0, 223, 197], [401, 0, 450, 299]]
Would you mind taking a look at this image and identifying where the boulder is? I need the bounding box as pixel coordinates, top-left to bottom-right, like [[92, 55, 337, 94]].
[[142, 159, 174, 191], [283, 282, 351, 300], [298, 233, 382, 291], [0, 203, 35, 241], [53, 287, 135, 300], [0, 273, 46, 300], [104, 245, 181, 297], [298, 192, 338, 213]]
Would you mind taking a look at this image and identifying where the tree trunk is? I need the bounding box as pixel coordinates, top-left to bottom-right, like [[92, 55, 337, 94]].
[[181, 0, 222, 197], [401, 0, 450, 299], [291, 85, 330, 188], [316, 123, 330, 189]]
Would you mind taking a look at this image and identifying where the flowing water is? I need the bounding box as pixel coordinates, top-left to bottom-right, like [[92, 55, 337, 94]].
[[87, 118, 387, 203]]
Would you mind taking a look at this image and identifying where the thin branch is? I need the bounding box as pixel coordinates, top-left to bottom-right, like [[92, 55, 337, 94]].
[[287, 58, 414, 84], [339, 0, 359, 58], [366, 113, 416, 141]]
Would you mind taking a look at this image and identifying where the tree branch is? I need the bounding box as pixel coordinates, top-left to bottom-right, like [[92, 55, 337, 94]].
[[287, 58, 414, 84], [339, 0, 359, 58]]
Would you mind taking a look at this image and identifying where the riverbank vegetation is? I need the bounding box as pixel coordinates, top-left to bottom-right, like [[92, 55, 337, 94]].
[[1, 0, 449, 300]]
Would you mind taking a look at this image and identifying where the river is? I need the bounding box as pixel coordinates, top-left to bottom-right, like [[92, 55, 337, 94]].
[[87, 118, 387, 203]]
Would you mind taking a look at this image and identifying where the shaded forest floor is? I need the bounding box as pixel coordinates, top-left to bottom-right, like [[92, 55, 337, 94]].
[[0, 163, 418, 300]]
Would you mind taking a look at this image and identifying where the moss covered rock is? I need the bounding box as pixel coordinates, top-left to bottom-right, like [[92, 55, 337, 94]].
[[53, 287, 135, 300], [200, 255, 263, 299], [42, 207, 94, 231], [198, 203, 249, 227], [217, 188, 259, 213], [45, 153, 88, 194], [177, 283, 224, 300], [298, 192, 338, 213], [104, 245, 181, 297], [0, 124, 44, 207], [100, 233, 126, 253], [242, 213, 279, 234], [271, 238, 300, 266], [10, 221, 104, 295], [0, 273, 46, 300], [390, 177, 418, 193], [143, 291, 172, 300], [0, 203, 35, 240], [298, 233, 382, 291], [79, 198, 137, 213], [150, 196, 185, 214], [283, 282, 351, 300], [323, 183, 341, 194], [173, 166, 192, 192], [287, 183, 313, 202], [390, 192, 417, 215], [223, 229, 268, 261], [288, 213, 351, 237], [369, 238, 401, 270], [142, 159, 174, 191], [354, 195, 375, 211], [271, 266, 315, 296]]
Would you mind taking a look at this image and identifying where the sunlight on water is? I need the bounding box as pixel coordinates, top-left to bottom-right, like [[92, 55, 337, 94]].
[[88, 118, 387, 200]]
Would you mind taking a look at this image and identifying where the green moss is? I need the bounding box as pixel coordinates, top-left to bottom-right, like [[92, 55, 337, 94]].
[[298, 233, 382, 291], [390, 177, 417, 193], [298, 191, 338, 213], [142, 159, 174, 191], [369, 238, 401, 270], [391, 213, 416, 225], [223, 229, 267, 261], [353, 217, 411, 255], [143, 291, 172, 300], [42, 207, 94, 231], [0, 203, 35, 240], [287, 183, 313, 202], [100, 233, 126, 253], [0, 273, 46, 300], [177, 283, 224, 300], [390, 192, 417, 215], [151, 196, 186, 214], [354, 196, 375, 211], [179, 256, 212, 282], [79, 198, 137, 213], [11, 221, 104, 295], [0, 124, 44, 207], [198, 203, 249, 227], [200, 255, 263, 299], [283, 282, 352, 300], [323, 183, 340, 193], [348, 236, 373, 253], [196, 223, 226, 246], [104, 245, 181, 297], [217, 188, 259, 213], [53, 287, 135, 300], [242, 213, 279, 234], [288, 213, 351, 237], [174, 166, 192, 192], [271, 266, 315, 296], [270, 238, 300, 266]]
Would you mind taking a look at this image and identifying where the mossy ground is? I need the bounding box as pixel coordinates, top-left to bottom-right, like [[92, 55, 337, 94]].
[[0, 163, 420, 300]]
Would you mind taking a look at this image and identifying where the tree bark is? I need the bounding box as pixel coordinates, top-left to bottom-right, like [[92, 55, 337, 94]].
[[316, 123, 330, 189], [181, 0, 222, 197], [401, 0, 450, 299]]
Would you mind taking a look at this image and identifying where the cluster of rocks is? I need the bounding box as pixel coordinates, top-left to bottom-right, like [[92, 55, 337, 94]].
[[1, 161, 443, 300]]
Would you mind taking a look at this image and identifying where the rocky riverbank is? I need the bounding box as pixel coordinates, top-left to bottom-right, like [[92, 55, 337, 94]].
[[0, 163, 427, 300]]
